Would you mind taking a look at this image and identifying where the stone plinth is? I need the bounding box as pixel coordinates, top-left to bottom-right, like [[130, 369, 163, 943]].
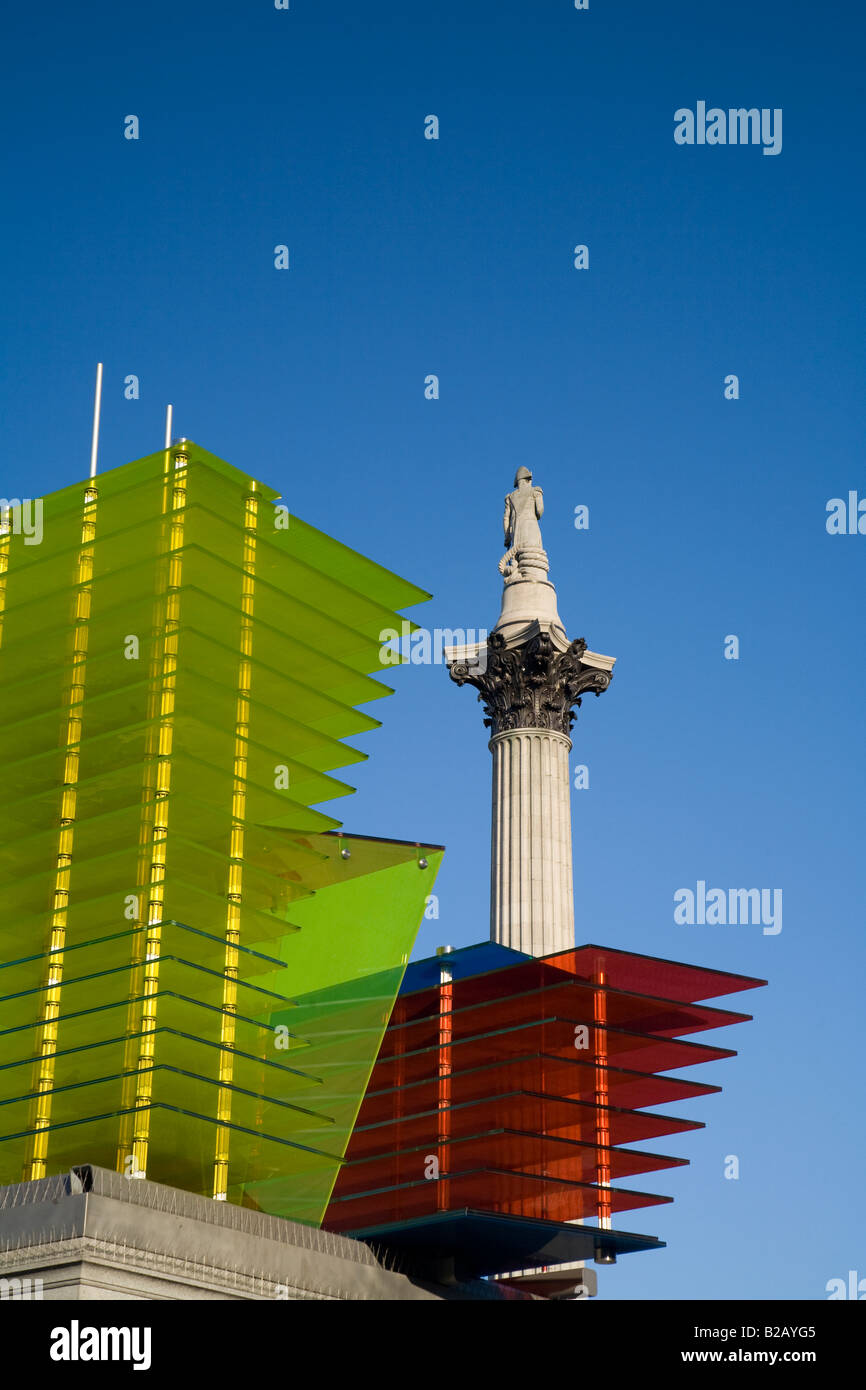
[[0, 1166, 510, 1301]]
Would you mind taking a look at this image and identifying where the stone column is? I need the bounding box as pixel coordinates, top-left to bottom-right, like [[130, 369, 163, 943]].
[[445, 467, 615, 959], [490, 727, 574, 955], [448, 629, 614, 959]]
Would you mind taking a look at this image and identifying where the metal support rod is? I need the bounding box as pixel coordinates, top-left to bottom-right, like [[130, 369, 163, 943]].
[[89, 362, 103, 479]]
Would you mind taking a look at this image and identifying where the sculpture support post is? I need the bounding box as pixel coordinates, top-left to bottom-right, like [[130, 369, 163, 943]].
[[490, 727, 574, 955]]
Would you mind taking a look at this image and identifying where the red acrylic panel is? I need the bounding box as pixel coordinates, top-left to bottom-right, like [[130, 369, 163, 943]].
[[325, 1165, 672, 1232], [348, 1089, 703, 1159], [372, 1017, 736, 1091], [384, 979, 751, 1053], [554, 944, 767, 1003], [334, 1128, 686, 1197], [360, 1053, 720, 1125]]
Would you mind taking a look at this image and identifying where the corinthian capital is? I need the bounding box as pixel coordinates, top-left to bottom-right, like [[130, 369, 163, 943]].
[[448, 630, 613, 737]]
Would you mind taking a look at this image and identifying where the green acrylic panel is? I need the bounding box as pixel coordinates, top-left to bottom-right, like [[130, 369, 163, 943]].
[[245, 844, 444, 1216], [0, 591, 392, 723], [0, 1032, 324, 1113], [0, 923, 287, 999]]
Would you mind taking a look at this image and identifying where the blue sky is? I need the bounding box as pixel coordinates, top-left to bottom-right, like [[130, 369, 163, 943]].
[[2, 0, 864, 1300]]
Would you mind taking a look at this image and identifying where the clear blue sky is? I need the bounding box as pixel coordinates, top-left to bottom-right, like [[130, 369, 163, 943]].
[[2, 0, 863, 1301]]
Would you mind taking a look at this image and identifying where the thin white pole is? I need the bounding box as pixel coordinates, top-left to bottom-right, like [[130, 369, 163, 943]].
[[164, 403, 173, 449], [89, 362, 103, 478]]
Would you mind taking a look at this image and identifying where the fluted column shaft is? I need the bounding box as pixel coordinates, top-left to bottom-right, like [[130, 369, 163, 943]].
[[448, 627, 613, 959], [489, 727, 574, 956]]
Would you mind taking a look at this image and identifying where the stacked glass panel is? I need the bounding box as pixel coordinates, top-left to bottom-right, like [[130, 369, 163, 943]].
[[324, 942, 764, 1241], [0, 442, 440, 1223]]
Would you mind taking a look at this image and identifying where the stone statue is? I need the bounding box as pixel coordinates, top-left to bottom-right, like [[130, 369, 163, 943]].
[[500, 466, 546, 580]]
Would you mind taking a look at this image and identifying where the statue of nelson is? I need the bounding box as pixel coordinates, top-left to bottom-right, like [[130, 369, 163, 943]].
[[503, 466, 544, 556]]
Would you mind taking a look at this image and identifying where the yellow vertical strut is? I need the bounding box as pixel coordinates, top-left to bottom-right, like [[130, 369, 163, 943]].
[[213, 489, 258, 1200], [116, 450, 183, 1170], [24, 484, 99, 1180], [127, 448, 188, 1179], [0, 512, 11, 648]]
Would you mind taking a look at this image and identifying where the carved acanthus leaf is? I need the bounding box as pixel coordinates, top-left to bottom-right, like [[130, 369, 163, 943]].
[[449, 630, 612, 736]]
